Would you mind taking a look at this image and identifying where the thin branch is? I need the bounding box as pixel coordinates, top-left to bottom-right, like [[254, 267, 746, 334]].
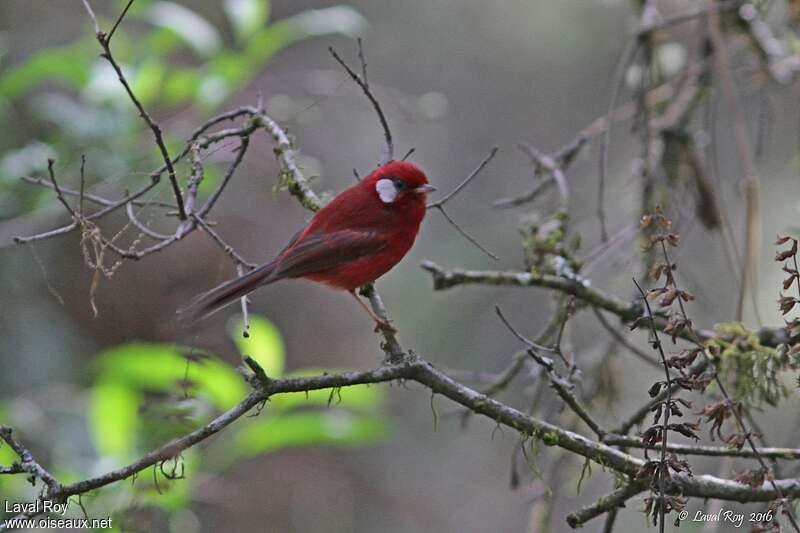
[[431, 206, 499, 260], [3, 357, 800, 531], [126, 201, 170, 240], [92, 0, 187, 220], [20, 176, 174, 210], [237, 264, 250, 338], [424, 147, 500, 260], [79, 0, 100, 35], [598, 39, 639, 242], [106, 0, 135, 44], [427, 147, 499, 209], [192, 215, 257, 269], [45, 159, 76, 219], [566, 481, 648, 528], [197, 136, 250, 217], [420, 260, 793, 349], [593, 307, 660, 368], [78, 154, 87, 217], [707, 5, 762, 323], [0, 426, 60, 493], [633, 275, 678, 533], [421, 260, 638, 320], [329, 40, 394, 164], [496, 306, 607, 437], [602, 434, 800, 460]]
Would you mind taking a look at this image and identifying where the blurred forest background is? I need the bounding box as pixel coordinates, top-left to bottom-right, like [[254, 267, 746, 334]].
[[1, 0, 799, 532]]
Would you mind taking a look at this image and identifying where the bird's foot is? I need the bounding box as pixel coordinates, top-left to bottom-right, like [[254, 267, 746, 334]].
[[373, 318, 397, 334]]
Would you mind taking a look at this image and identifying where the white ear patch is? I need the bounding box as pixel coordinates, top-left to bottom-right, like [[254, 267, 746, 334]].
[[376, 178, 398, 204]]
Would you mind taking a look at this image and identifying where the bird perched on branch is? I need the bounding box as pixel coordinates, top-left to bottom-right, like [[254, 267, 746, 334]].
[[180, 160, 435, 331]]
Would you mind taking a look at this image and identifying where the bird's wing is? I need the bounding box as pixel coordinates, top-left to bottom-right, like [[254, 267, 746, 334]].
[[270, 229, 386, 280]]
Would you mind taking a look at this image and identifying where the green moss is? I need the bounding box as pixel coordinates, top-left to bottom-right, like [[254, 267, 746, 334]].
[[542, 431, 560, 446], [706, 322, 789, 407]]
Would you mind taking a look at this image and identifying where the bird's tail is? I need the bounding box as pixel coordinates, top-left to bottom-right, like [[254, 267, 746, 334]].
[[178, 261, 278, 323]]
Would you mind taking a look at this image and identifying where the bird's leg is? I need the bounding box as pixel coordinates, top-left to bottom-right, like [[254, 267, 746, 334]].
[[348, 290, 396, 333]]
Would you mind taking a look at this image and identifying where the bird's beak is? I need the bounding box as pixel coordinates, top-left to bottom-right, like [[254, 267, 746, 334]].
[[414, 184, 437, 194]]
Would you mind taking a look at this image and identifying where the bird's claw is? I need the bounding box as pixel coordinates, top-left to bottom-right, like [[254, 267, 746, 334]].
[[374, 319, 397, 334]]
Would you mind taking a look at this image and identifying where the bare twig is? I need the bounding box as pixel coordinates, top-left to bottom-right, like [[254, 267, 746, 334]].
[[428, 147, 499, 209], [45, 159, 76, 219], [329, 40, 394, 164], [424, 146, 501, 260], [92, 0, 187, 220], [598, 39, 639, 242], [0, 426, 60, 493], [192, 215, 257, 269], [633, 276, 675, 533], [593, 307, 660, 368], [567, 481, 648, 528], [496, 306, 607, 437], [197, 137, 250, 217]]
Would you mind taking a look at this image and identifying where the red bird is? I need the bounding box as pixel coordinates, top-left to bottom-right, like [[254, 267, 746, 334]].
[[181, 160, 435, 329]]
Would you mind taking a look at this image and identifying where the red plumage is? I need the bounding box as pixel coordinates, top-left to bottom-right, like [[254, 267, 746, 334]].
[[180, 160, 433, 324]]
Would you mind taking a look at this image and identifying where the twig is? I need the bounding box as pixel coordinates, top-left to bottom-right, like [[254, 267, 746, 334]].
[[78, 154, 87, 217], [237, 264, 250, 338], [92, 0, 187, 220], [421, 260, 638, 321], [198, 137, 250, 217], [496, 306, 607, 437], [598, 39, 639, 242], [707, 5, 762, 323], [632, 276, 672, 533], [0, 426, 61, 493], [79, 0, 100, 35], [45, 159, 76, 219], [192, 215, 257, 269], [126, 201, 170, 240], [602, 434, 800, 460], [427, 147, 499, 209], [566, 481, 648, 528], [3, 357, 800, 531], [426, 148, 500, 260], [432, 207, 499, 261], [329, 40, 394, 164], [593, 307, 660, 368]]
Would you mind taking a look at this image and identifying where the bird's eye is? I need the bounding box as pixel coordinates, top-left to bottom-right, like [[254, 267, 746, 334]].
[[391, 178, 407, 191]]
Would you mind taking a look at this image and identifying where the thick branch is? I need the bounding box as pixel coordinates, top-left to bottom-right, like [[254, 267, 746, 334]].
[[421, 260, 791, 348]]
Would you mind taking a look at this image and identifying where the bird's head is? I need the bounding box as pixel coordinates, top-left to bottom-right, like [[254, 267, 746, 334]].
[[366, 161, 436, 208]]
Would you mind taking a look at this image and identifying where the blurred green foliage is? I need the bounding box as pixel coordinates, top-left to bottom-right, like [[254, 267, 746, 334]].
[[0, 2, 379, 526], [0, 0, 365, 221], [0, 315, 388, 527]]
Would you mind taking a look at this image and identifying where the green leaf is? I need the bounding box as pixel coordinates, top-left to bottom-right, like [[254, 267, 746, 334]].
[[143, 26, 184, 56], [229, 315, 285, 378], [89, 383, 141, 458], [235, 411, 389, 455], [224, 0, 270, 42], [269, 368, 383, 413], [242, 6, 366, 75], [242, 23, 295, 68], [285, 6, 367, 40], [93, 342, 246, 410], [163, 68, 201, 105], [131, 60, 167, 106], [0, 45, 91, 99], [210, 52, 250, 86], [146, 2, 222, 57]]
